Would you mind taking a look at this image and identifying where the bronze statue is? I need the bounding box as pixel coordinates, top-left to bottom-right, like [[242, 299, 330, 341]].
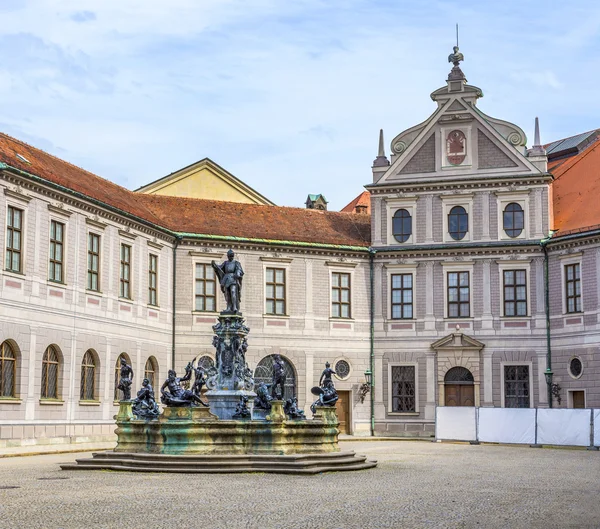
[[271, 354, 286, 400], [117, 357, 134, 401], [160, 365, 208, 407], [191, 360, 209, 405], [448, 45, 464, 67], [319, 362, 337, 390], [232, 395, 251, 419], [254, 382, 273, 410], [132, 378, 160, 419], [310, 361, 339, 414], [211, 249, 244, 314], [284, 397, 306, 420]]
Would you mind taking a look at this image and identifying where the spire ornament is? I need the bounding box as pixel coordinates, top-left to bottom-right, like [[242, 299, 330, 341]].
[[447, 24, 466, 81], [372, 129, 390, 167]]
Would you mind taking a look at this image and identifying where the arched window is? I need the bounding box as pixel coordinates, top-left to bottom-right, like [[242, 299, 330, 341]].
[[392, 209, 412, 243], [254, 355, 296, 401], [444, 366, 474, 383], [448, 206, 468, 240], [503, 203, 524, 238], [41, 345, 60, 399], [196, 355, 215, 371], [144, 356, 159, 389], [114, 353, 132, 401], [80, 350, 97, 401], [0, 341, 17, 397]]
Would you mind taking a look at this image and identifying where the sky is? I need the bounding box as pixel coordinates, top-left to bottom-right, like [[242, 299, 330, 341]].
[[0, 0, 598, 211]]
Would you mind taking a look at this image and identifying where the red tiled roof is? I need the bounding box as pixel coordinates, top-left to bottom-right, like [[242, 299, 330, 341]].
[[136, 194, 371, 246], [0, 133, 371, 247], [550, 139, 600, 234], [341, 191, 371, 214]]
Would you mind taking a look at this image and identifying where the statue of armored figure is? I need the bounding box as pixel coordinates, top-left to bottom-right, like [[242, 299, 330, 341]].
[[232, 395, 251, 419], [160, 364, 209, 407], [117, 357, 134, 401], [191, 360, 208, 402], [254, 382, 273, 410], [284, 397, 306, 420], [211, 249, 244, 314], [271, 354, 286, 400], [310, 362, 339, 415], [132, 378, 160, 419]]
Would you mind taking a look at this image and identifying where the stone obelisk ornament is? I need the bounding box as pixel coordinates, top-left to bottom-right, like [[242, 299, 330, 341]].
[[205, 249, 256, 419]]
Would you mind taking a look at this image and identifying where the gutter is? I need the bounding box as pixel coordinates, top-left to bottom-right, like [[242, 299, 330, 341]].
[[540, 235, 553, 408], [369, 249, 376, 436], [171, 236, 181, 371], [372, 239, 538, 253]]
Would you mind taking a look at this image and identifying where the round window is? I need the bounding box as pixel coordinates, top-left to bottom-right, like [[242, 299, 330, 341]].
[[334, 359, 351, 380], [569, 357, 583, 379]]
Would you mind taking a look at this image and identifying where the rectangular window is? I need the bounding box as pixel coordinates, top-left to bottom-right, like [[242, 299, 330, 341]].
[[266, 267, 286, 315], [195, 263, 216, 312], [120, 244, 131, 299], [503, 270, 527, 317], [87, 233, 100, 291], [331, 272, 351, 318], [391, 273, 413, 319], [148, 254, 158, 306], [391, 365, 416, 412], [565, 263, 581, 313], [447, 271, 470, 318], [504, 365, 530, 408], [49, 220, 64, 283], [5, 206, 23, 273]]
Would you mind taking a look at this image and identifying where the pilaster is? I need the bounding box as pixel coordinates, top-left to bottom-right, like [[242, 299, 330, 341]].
[[481, 259, 494, 329], [424, 261, 436, 330]]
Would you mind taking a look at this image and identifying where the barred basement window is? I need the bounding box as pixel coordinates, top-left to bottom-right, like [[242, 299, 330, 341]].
[[6, 206, 23, 273], [41, 345, 60, 399], [49, 220, 64, 283], [503, 270, 527, 317], [0, 340, 17, 398], [391, 273, 413, 319], [195, 263, 216, 312], [391, 365, 416, 412], [80, 350, 97, 401], [120, 244, 132, 299], [504, 365, 530, 408]]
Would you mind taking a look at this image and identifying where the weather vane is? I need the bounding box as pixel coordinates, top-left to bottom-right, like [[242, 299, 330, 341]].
[[448, 23, 464, 67]]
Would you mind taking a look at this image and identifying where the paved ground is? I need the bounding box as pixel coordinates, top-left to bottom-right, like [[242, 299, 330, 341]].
[[0, 440, 599, 529]]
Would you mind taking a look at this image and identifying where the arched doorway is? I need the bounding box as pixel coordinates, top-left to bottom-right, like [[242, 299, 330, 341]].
[[254, 355, 296, 401], [444, 366, 474, 406]]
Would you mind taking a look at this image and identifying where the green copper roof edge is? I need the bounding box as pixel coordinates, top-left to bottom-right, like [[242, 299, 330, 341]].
[[1, 164, 178, 237], [372, 239, 541, 252], [176, 232, 369, 252]]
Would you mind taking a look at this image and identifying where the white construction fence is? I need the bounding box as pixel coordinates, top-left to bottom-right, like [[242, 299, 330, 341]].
[[436, 407, 600, 448]]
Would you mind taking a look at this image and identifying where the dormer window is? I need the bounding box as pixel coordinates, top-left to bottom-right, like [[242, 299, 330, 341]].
[[392, 209, 412, 243], [448, 206, 468, 240]]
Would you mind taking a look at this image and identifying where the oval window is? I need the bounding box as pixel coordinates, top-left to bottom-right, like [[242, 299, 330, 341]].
[[392, 209, 412, 243], [448, 206, 468, 240], [503, 203, 524, 238]]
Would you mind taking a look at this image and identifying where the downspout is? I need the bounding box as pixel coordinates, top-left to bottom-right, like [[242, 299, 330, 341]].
[[541, 237, 553, 408], [369, 249, 376, 436], [171, 237, 181, 371]]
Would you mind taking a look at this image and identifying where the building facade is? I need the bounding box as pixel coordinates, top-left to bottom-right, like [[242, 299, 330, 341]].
[[1, 52, 599, 449]]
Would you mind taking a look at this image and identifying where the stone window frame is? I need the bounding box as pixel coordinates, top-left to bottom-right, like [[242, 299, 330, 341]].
[[86, 230, 102, 293], [387, 362, 419, 415], [48, 219, 66, 284], [440, 125, 473, 170], [148, 253, 159, 307], [260, 257, 292, 318], [47, 205, 72, 287], [330, 271, 352, 319], [119, 242, 132, 300], [496, 190, 530, 241], [441, 194, 473, 243], [385, 263, 417, 321], [497, 260, 531, 319], [79, 349, 100, 403], [41, 344, 62, 401], [568, 356, 583, 380], [5, 203, 25, 274], [193, 260, 219, 313], [385, 197, 417, 246], [441, 261, 474, 320], [567, 389, 586, 409], [500, 361, 533, 409], [559, 253, 583, 315]]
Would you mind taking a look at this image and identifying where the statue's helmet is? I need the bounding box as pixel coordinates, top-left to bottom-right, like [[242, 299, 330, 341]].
[[227, 249, 235, 258], [142, 378, 150, 385], [325, 361, 331, 367]]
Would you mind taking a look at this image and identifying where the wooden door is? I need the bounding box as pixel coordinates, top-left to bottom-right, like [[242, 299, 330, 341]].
[[572, 391, 585, 409], [335, 391, 350, 434], [445, 384, 474, 406]]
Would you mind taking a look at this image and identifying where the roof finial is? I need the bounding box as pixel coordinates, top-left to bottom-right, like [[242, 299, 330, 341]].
[[528, 116, 546, 156], [447, 25, 465, 81], [534, 116, 541, 147], [373, 129, 390, 167]]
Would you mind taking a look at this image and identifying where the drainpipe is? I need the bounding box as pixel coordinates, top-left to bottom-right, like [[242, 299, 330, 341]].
[[171, 237, 181, 371], [541, 237, 553, 408], [369, 249, 376, 436]]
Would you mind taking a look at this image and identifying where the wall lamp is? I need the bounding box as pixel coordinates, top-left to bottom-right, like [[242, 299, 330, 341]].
[[359, 369, 372, 404]]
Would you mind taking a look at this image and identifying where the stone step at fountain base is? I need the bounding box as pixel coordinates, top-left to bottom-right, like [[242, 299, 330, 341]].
[[60, 450, 377, 475]]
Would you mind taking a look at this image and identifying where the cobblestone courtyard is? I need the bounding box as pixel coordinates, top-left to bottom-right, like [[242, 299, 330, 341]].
[[1, 440, 599, 529]]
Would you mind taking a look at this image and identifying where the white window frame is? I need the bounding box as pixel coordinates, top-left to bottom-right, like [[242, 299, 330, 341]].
[[328, 264, 355, 320], [440, 125, 473, 170], [47, 207, 71, 285], [500, 361, 534, 408], [385, 263, 417, 321], [386, 197, 417, 245], [4, 194, 30, 275], [497, 260, 531, 318], [387, 362, 419, 414], [559, 253, 583, 315], [260, 257, 292, 317], [119, 241, 133, 300], [148, 252, 159, 307], [193, 259, 220, 313], [441, 261, 474, 319], [441, 194, 473, 243], [86, 230, 103, 293], [496, 191, 530, 241]]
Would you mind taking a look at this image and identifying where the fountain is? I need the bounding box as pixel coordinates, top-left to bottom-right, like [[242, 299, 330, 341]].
[[61, 250, 376, 474]]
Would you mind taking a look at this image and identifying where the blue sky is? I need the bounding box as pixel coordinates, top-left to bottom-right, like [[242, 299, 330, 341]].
[[0, 0, 598, 210]]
